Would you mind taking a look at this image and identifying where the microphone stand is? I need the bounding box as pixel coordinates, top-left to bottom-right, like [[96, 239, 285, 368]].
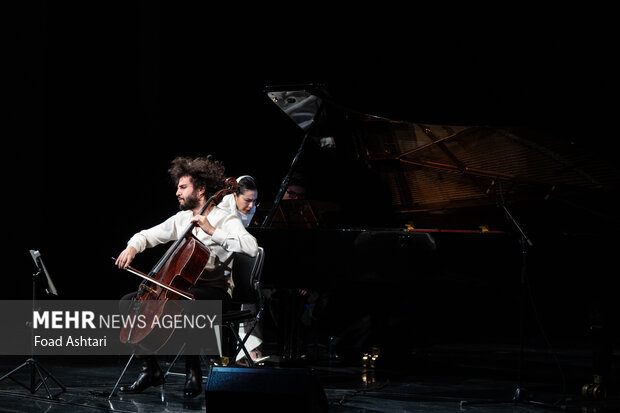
[[460, 198, 565, 410], [0, 251, 66, 399]]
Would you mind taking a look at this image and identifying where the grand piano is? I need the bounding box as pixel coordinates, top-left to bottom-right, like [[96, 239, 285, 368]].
[[246, 84, 619, 363]]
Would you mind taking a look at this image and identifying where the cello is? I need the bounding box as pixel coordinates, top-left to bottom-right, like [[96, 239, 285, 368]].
[[117, 177, 239, 352]]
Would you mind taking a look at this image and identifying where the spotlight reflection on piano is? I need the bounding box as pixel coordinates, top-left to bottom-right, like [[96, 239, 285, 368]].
[[267, 89, 322, 132]]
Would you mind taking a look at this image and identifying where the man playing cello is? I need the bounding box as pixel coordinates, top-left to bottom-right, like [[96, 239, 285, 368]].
[[115, 155, 258, 398]]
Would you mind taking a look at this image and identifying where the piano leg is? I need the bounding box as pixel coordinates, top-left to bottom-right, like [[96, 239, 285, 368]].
[[269, 288, 307, 364]]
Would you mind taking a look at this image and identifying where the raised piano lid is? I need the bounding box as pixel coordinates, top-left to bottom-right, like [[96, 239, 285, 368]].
[[260, 84, 619, 236]]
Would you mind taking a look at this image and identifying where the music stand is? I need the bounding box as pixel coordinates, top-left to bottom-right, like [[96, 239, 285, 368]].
[[0, 250, 66, 399]]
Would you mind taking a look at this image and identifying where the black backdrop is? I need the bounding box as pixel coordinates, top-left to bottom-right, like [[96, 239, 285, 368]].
[[9, 3, 617, 356]]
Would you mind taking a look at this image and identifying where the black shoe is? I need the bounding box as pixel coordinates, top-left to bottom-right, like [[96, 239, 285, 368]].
[[120, 356, 165, 394], [184, 355, 203, 398]]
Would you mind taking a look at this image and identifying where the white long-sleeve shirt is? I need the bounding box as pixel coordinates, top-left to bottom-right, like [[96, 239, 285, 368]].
[[127, 205, 258, 296]]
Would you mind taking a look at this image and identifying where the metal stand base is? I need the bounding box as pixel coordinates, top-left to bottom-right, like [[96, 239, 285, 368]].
[[0, 259, 65, 399], [460, 387, 565, 410], [0, 357, 66, 399]]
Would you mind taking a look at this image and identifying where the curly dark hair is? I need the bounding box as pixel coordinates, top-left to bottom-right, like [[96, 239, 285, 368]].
[[168, 155, 227, 197]]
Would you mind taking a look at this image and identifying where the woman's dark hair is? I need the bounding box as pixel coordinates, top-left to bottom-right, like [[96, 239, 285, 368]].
[[236, 176, 257, 195], [168, 155, 227, 197]]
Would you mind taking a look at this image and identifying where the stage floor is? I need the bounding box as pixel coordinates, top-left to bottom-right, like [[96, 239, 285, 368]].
[[0, 341, 618, 413]]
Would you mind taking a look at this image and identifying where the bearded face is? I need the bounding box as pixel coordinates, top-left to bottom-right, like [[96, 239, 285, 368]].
[[176, 176, 203, 211], [179, 190, 201, 211]]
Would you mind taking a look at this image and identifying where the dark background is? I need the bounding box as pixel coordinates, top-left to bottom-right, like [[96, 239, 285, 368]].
[[9, 3, 618, 354]]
